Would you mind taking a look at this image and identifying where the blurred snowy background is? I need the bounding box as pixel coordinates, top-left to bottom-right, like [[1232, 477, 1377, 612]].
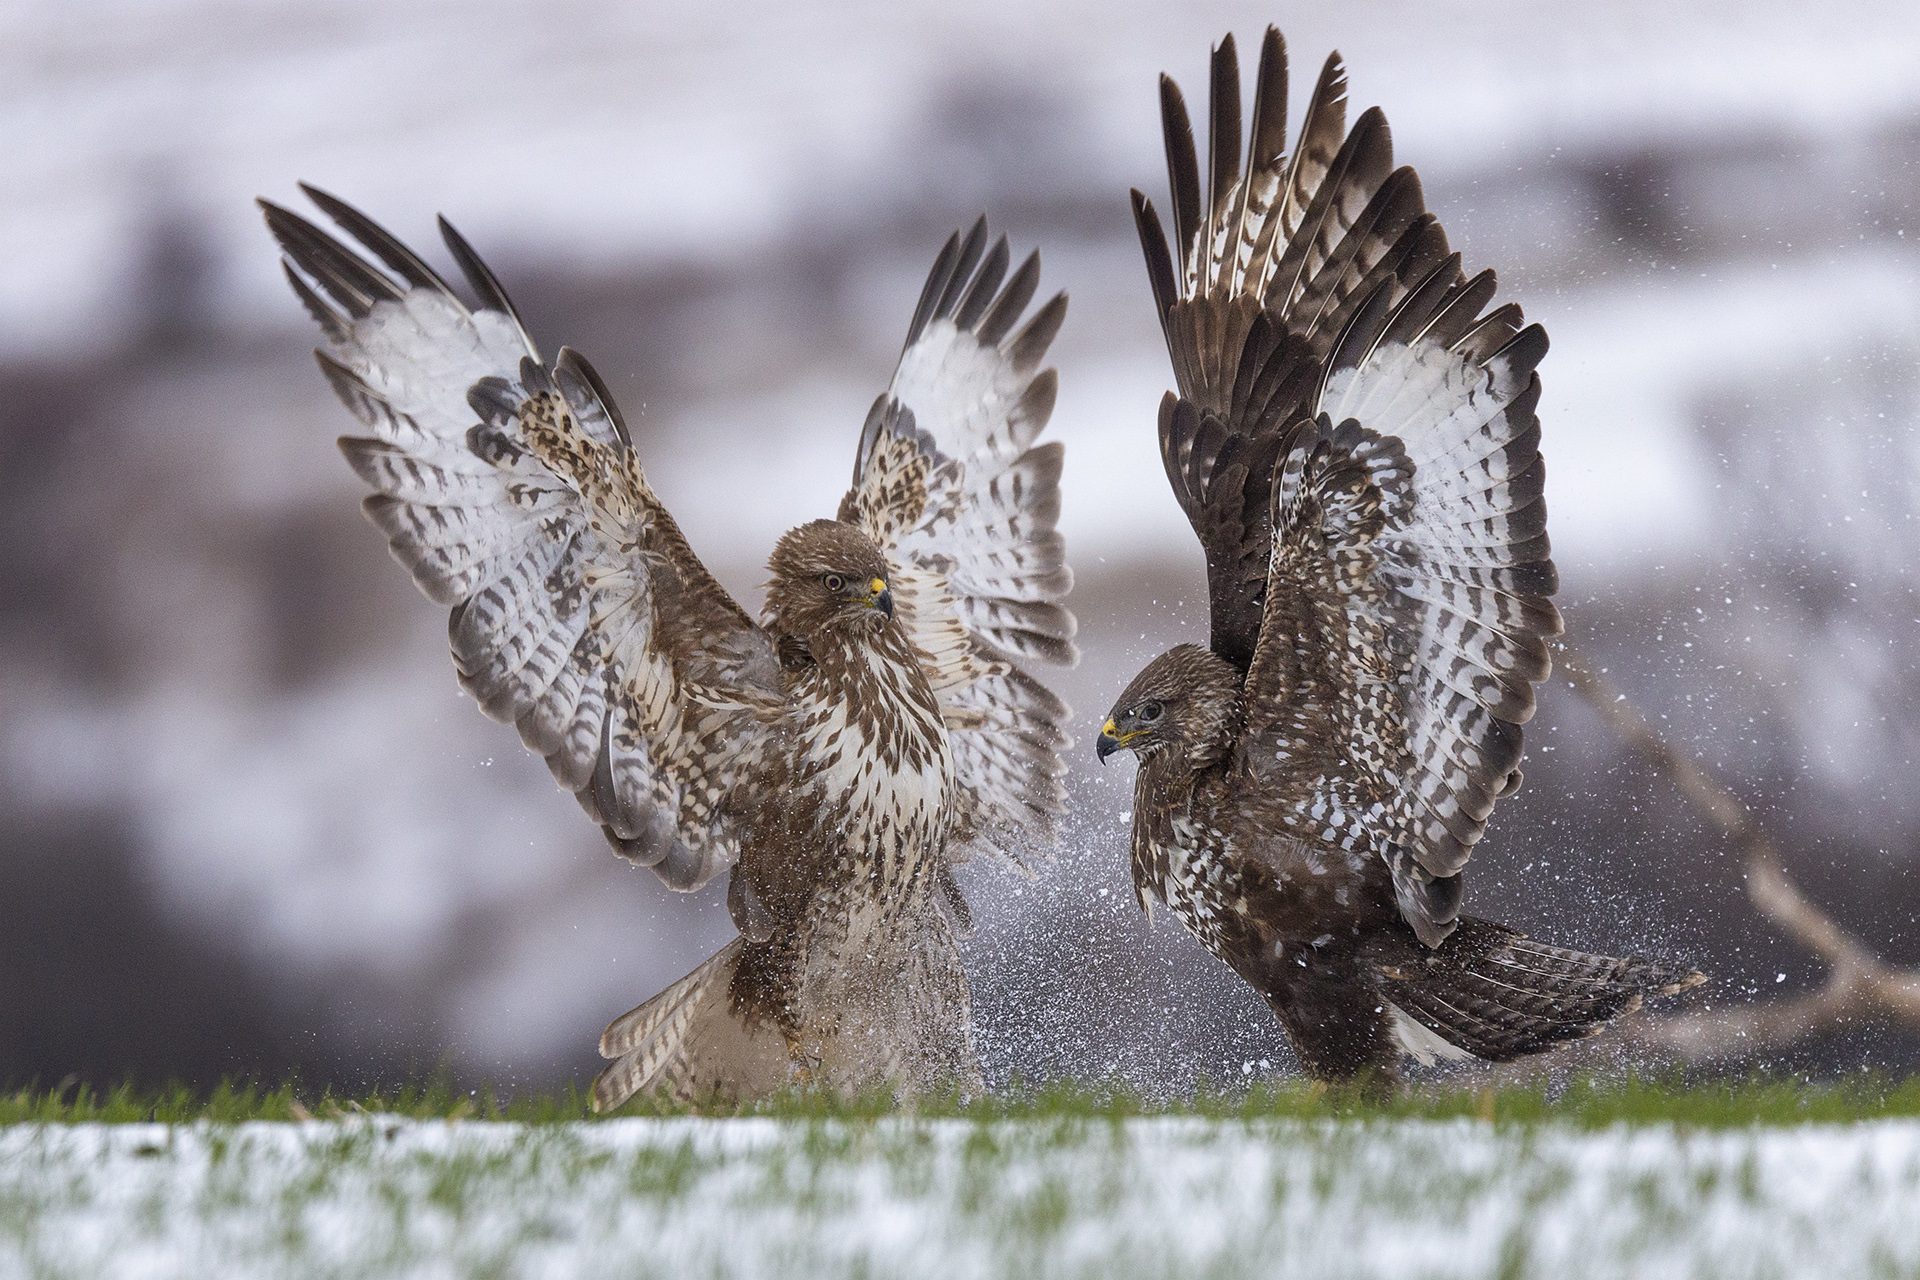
[[4, 0, 1920, 1093]]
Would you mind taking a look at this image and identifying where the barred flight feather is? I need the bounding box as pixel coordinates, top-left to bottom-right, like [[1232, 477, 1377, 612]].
[[839, 218, 1077, 868], [266, 188, 787, 897]]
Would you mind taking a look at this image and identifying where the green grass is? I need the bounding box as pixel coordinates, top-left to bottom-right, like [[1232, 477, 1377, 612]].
[[0, 1079, 595, 1127], [7, 1072, 1920, 1128], [6, 1078, 1920, 1279]]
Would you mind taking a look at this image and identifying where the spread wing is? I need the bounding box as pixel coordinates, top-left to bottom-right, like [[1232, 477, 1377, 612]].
[[262, 186, 783, 893], [837, 219, 1075, 870], [1135, 30, 1561, 944]]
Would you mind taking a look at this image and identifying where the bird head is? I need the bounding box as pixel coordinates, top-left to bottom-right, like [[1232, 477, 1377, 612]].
[[766, 519, 895, 638], [1099, 643, 1244, 768]]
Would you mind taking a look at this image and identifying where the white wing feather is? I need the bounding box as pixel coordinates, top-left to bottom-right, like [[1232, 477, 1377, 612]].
[[264, 189, 779, 893], [839, 221, 1076, 866]]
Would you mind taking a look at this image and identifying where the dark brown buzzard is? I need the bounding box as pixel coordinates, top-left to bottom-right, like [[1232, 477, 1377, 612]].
[[261, 194, 1074, 1109], [1099, 29, 1701, 1084]]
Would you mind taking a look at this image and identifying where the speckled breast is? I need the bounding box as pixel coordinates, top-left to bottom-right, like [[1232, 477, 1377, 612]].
[[791, 637, 956, 905]]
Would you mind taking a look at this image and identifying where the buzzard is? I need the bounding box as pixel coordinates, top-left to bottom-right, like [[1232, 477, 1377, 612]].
[[1099, 29, 1701, 1084], [261, 193, 1075, 1109]]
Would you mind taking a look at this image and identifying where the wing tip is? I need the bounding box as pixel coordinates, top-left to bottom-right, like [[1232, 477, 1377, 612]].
[[436, 213, 541, 360]]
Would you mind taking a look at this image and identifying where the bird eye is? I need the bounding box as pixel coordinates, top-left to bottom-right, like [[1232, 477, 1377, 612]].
[[823, 573, 845, 592], [1138, 701, 1164, 723]]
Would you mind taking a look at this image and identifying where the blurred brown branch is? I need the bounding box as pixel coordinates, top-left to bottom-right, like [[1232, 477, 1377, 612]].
[[1554, 644, 1920, 1062]]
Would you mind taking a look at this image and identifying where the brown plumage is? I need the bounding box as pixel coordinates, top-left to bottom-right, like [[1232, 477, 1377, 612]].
[[1101, 29, 1701, 1085], [262, 192, 1076, 1109]]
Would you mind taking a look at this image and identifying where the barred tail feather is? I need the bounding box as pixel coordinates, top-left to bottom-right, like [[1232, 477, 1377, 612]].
[[1370, 918, 1705, 1063], [590, 939, 792, 1111]]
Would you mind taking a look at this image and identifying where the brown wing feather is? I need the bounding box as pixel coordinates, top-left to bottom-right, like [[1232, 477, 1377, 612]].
[[1136, 29, 1407, 671]]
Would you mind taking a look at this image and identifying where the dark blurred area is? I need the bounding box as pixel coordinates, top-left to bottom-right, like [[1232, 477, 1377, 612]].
[[4, 1, 1920, 1095]]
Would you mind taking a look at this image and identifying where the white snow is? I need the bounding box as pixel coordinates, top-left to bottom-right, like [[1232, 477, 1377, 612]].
[[2, 1117, 1918, 1279]]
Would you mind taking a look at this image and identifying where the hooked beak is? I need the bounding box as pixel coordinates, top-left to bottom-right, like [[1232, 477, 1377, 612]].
[[866, 577, 894, 620], [1096, 716, 1126, 764]]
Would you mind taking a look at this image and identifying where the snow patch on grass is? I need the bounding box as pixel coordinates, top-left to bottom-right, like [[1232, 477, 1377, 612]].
[[3, 1117, 1919, 1279]]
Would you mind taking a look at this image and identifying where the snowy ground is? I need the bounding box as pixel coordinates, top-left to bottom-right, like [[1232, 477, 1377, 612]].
[[4, 1117, 1919, 1279]]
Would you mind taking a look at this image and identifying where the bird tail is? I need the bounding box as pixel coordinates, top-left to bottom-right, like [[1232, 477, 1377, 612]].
[[1369, 917, 1705, 1064], [590, 938, 793, 1112]]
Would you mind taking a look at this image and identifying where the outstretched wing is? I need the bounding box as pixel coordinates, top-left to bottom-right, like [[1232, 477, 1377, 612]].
[[262, 187, 783, 892], [1136, 30, 1560, 943], [837, 219, 1075, 870], [1136, 29, 1450, 671]]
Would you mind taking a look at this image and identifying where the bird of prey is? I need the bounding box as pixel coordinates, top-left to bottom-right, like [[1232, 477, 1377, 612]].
[[1098, 28, 1700, 1084], [261, 192, 1075, 1109]]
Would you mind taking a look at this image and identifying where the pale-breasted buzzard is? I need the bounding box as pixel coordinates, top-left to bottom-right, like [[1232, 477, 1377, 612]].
[[1098, 29, 1700, 1083], [261, 193, 1074, 1109]]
